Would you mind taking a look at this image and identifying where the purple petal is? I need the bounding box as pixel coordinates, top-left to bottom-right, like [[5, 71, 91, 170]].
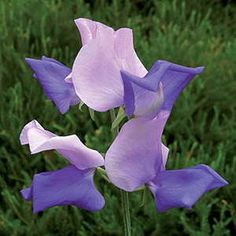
[[21, 165, 105, 213], [20, 120, 104, 169], [148, 164, 228, 212], [121, 60, 204, 117], [21, 187, 32, 201], [71, 19, 146, 112], [25, 57, 80, 114], [105, 111, 169, 191]]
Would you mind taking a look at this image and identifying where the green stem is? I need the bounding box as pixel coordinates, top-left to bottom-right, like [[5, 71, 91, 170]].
[[110, 109, 132, 236], [121, 190, 131, 236]]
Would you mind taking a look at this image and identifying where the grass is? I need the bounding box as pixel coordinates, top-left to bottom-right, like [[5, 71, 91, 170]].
[[0, 0, 235, 235]]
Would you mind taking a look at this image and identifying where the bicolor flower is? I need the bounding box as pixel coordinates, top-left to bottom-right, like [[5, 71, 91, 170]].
[[25, 56, 80, 114], [20, 120, 105, 213], [105, 111, 228, 212], [121, 60, 204, 118], [71, 18, 147, 112]]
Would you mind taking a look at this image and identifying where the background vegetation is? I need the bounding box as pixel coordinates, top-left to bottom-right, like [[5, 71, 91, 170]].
[[0, 0, 235, 235]]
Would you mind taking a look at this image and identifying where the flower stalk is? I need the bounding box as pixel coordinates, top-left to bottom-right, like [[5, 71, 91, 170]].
[[110, 109, 132, 236], [121, 190, 131, 236]]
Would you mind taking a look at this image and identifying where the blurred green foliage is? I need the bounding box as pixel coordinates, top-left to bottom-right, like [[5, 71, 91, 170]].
[[0, 0, 235, 235]]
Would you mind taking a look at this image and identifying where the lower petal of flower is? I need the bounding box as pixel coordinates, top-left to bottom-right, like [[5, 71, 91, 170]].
[[148, 164, 228, 212], [105, 112, 169, 192], [21, 165, 105, 213]]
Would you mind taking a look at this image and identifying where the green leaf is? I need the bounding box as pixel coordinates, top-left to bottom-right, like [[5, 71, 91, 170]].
[[111, 107, 126, 130], [79, 101, 85, 111], [89, 108, 95, 121]]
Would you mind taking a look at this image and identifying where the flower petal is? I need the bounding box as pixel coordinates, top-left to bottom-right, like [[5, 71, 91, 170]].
[[21, 165, 105, 213], [161, 143, 169, 170], [121, 60, 204, 117], [105, 111, 169, 191], [72, 19, 146, 112], [149, 164, 228, 212], [114, 28, 147, 76], [72, 39, 123, 111], [21, 187, 32, 201], [74, 18, 112, 46], [25, 57, 80, 114], [20, 120, 104, 169]]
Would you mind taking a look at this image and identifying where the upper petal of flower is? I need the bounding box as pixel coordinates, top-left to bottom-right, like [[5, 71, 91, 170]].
[[121, 60, 204, 118], [71, 19, 147, 112], [72, 39, 123, 111], [21, 165, 105, 213], [20, 120, 104, 169], [25, 56, 80, 114], [74, 18, 113, 46], [148, 164, 228, 212], [105, 111, 169, 191]]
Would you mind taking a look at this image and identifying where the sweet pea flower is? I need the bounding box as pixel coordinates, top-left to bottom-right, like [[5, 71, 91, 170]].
[[105, 111, 228, 212], [20, 120, 105, 213], [71, 18, 147, 112], [121, 60, 204, 118], [71, 18, 205, 120], [25, 56, 80, 114]]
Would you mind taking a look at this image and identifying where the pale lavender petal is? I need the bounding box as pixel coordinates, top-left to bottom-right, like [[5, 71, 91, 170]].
[[72, 20, 146, 112], [121, 60, 204, 117], [114, 28, 147, 76], [72, 39, 123, 111], [25, 57, 80, 114], [161, 143, 169, 170], [148, 164, 228, 212], [105, 111, 169, 191], [74, 18, 112, 45], [21, 165, 105, 213], [20, 120, 104, 169]]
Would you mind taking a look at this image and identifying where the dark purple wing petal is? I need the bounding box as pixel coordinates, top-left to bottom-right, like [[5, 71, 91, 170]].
[[122, 77, 135, 117], [148, 164, 228, 212], [121, 60, 204, 117], [159, 60, 204, 111], [21, 165, 105, 213], [21, 187, 32, 201], [25, 57, 80, 114]]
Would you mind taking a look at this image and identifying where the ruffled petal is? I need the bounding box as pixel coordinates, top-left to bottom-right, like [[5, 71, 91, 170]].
[[148, 164, 228, 212], [21, 165, 105, 213], [72, 19, 146, 112], [121, 60, 204, 117], [105, 111, 169, 191], [25, 56, 80, 114], [20, 120, 104, 169]]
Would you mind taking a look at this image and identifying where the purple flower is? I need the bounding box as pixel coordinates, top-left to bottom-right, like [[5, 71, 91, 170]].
[[121, 60, 204, 118], [20, 120, 105, 213], [105, 111, 228, 211], [25, 56, 80, 114], [71, 18, 147, 112]]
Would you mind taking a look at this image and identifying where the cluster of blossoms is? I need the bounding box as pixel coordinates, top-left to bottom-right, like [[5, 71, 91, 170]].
[[20, 18, 228, 214]]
